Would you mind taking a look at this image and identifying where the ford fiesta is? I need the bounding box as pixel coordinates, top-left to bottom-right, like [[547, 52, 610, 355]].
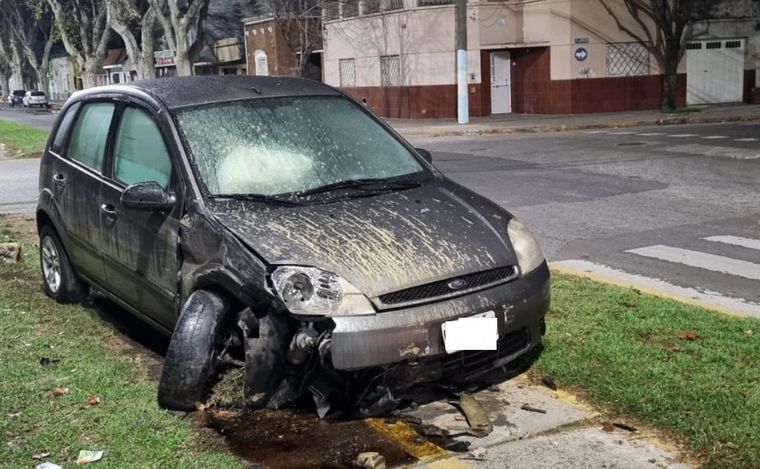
[[36, 76, 549, 415]]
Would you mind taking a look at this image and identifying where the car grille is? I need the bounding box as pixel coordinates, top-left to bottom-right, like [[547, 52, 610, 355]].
[[378, 265, 518, 306], [442, 328, 530, 380]]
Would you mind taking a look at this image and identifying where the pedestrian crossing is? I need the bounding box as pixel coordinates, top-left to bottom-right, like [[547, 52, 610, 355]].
[[584, 129, 759, 143], [555, 233, 760, 318]]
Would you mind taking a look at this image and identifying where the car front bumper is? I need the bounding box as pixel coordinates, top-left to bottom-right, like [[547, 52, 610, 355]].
[[329, 262, 550, 371]]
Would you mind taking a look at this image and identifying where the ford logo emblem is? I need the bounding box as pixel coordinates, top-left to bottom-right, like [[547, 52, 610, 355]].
[[447, 279, 468, 290]]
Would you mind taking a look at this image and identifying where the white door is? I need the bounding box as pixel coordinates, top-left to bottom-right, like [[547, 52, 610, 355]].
[[687, 39, 744, 105], [491, 51, 511, 114]]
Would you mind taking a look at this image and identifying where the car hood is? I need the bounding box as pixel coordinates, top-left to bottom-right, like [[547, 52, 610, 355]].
[[211, 181, 516, 298]]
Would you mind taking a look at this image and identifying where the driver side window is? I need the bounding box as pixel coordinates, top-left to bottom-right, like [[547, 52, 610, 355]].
[[113, 107, 172, 189]]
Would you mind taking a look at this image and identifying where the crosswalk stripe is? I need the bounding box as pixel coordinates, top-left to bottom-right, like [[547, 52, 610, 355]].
[[584, 130, 609, 134], [704, 235, 760, 251], [626, 245, 760, 281], [669, 134, 699, 138], [551, 260, 760, 318], [666, 144, 760, 159], [608, 131, 636, 135], [702, 136, 727, 139], [637, 132, 665, 136], [735, 138, 758, 142]]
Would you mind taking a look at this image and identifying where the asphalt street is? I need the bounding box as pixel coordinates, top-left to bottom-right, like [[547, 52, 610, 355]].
[[1, 106, 758, 316], [412, 121, 760, 316]]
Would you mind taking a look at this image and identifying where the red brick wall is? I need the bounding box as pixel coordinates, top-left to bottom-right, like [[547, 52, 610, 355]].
[[341, 84, 489, 119]]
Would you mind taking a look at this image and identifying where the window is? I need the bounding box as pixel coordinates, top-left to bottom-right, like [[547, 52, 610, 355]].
[[342, 2, 358, 17], [380, 55, 401, 86], [68, 102, 115, 171], [113, 107, 172, 188], [418, 0, 453, 5], [606, 43, 649, 77], [686, 43, 702, 50], [50, 103, 81, 154], [365, 0, 381, 14], [725, 41, 741, 49], [706, 42, 722, 49], [339, 59, 356, 87]]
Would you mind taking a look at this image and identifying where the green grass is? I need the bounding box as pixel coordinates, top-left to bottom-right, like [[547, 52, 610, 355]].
[[0, 215, 244, 468], [0, 119, 49, 156], [539, 273, 760, 468]]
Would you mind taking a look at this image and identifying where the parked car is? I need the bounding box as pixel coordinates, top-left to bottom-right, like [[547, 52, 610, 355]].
[[23, 91, 49, 108], [7, 90, 25, 107], [36, 76, 549, 415]]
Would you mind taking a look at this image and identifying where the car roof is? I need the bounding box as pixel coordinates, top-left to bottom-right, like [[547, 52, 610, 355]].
[[72, 76, 342, 110]]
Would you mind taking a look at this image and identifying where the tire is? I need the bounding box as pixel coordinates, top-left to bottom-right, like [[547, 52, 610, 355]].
[[39, 225, 87, 303], [158, 290, 232, 411]]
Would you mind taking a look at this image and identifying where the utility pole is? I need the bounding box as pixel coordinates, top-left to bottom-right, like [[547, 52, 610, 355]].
[[455, 0, 469, 124]]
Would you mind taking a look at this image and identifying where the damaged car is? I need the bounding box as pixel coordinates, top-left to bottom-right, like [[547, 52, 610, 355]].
[[36, 76, 550, 416]]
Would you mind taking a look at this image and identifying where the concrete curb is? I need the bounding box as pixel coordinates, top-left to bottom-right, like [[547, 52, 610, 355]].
[[393, 113, 760, 139]]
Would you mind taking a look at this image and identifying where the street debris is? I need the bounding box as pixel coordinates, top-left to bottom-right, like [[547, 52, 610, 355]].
[[613, 421, 637, 432], [0, 242, 21, 264], [677, 330, 700, 341], [542, 376, 558, 391], [36, 463, 62, 469], [85, 395, 101, 406], [7, 412, 20, 418], [39, 357, 61, 367], [355, 451, 386, 469], [520, 403, 547, 414], [443, 440, 470, 452], [51, 387, 69, 397], [76, 450, 103, 464], [32, 451, 51, 460], [454, 393, 493, 437], [602, 422, 615, 432], [744, 330, 753, 337], [464, 447, 488, 461]]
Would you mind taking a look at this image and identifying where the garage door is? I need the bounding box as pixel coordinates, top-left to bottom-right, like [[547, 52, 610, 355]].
[[686, 39, 745, 105]]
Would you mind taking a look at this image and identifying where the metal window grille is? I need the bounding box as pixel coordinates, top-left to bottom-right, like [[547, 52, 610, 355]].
[[323, 1, 339, 19], [686, 43, 702, 50], [342, 1, 359, 17], [418, 0, 454, 5], [385, 0, 404, 11], [380, 55, 401, 86], [339, 58, 356, 87], [706, 42, 722, 49], [606, 43, 649, 77], [364, 0, 381, 14], [725, 40, 741, 49]]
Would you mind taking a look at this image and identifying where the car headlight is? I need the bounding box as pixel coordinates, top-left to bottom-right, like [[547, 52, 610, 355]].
[[507, 218, 545, 275], [271, 266, 375, 317]]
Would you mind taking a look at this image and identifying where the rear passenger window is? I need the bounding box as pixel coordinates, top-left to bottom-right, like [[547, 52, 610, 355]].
[[50, 103, 81, 154], [68, 102, 115, 171], [113, 107, 172, 188]]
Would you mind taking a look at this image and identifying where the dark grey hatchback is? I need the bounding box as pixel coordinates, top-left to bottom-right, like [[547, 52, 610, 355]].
[[37, 76, 549, 415]]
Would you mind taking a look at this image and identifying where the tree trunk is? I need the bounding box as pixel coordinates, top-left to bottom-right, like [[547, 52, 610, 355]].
[[174, 41, 193, 76], [0, 73, 9, 96], [661, 47, 680, 110], [9, 41, 24, 90], [81, 59, 101, 89]]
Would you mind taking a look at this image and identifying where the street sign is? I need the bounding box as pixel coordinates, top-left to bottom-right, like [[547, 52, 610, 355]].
[[575, 37, 589, 44], [575, 47, 588, 62]]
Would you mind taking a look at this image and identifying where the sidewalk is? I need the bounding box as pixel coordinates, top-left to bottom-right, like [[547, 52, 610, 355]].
[[387, 103, 760, 139]]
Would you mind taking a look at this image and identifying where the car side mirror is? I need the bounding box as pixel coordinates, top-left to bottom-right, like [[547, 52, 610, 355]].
[[121, 181, 176, 213], [416, 148, 433, 163]]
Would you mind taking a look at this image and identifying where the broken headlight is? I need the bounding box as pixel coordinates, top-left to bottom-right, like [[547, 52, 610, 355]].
[[507, 218, 545, 275], [271, 266, 375, 317]]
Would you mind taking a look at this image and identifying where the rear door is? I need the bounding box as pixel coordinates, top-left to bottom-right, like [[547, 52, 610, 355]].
[[98, 103, 182, 328], [49, 101, 116, 285]]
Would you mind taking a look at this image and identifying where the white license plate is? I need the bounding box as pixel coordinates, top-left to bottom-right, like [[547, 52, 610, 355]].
[[441, 310, 498, 354]]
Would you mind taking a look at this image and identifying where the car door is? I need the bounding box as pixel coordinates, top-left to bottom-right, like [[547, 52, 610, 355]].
[[48, 101, 116, 286], [98, 103, 182, 329]]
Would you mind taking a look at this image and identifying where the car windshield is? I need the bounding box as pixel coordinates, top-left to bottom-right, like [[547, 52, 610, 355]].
[[176, 96, 426, 198], [31, 92, 45, 97], [12, 91, 24, 96]]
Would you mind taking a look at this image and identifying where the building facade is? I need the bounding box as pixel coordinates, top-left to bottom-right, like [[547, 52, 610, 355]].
[[243, 17, 323, 81], [323, 0, 759, 118]]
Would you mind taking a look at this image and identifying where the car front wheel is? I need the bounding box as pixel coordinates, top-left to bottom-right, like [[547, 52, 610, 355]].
[[39, 225, 87, 303]]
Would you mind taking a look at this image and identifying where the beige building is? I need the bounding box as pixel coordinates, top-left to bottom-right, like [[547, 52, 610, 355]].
[[323, 0, 759, 118]]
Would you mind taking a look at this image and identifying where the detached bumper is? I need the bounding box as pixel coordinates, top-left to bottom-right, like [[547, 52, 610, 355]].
[[329, 262, 550, 370]]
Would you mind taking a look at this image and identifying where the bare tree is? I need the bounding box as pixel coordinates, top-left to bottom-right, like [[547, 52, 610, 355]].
[[46, 0, 111, 88], [148, 0, 208, 76], [599, 0, 699, 109], [3, 0, 57, 92], [0, 6, 25, 90], [107, 0, 158, 80], [265, 0, 322, 77]]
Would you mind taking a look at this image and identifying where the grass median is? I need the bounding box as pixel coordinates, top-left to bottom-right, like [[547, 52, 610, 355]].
[[538, 273, 759, 468], [0, 119, 49, 157], [0, 215, 244, 468]]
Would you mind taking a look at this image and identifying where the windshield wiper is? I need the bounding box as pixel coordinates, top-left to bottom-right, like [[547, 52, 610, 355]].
[[294, 178, 422, 198], [211, 193, 302, 206]]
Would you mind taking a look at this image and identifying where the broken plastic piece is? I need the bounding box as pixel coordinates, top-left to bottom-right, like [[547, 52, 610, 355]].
[[613, 421, 637, 432], [520, 403, 546, 414], [456, 393, 493, 437], [76, 450, 103, 464], [36, 463, 62, 469], [356, 452, 386, 469]]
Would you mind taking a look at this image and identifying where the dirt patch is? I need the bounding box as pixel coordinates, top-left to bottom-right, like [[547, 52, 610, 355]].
[[199, 409, 416, 468], [4, 213, 38, 245]]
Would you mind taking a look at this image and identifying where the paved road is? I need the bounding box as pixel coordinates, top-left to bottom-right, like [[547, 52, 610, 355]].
[[413, 121, 760, 316], [0, 105, 56, 130]]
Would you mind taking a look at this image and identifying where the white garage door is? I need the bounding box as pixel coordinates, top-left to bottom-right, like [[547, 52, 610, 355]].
[[686, 39, 745, 105]]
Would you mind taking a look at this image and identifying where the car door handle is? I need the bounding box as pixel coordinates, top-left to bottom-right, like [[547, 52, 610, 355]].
[[52, 173, 66, 186], [100, 203, 119, 219]]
